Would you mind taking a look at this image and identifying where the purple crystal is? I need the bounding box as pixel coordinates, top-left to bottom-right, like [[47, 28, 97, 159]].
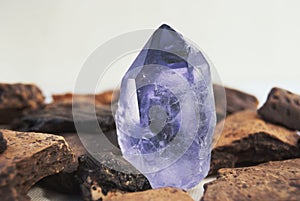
[[115, 24, 216, 190]]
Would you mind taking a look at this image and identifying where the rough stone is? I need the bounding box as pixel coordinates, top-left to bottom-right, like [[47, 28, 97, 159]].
[[76, 154, 151, 201], [0, 83, 45, 124], [11, 102, 116, 135], [0, 131, 7, 153], [209, 110, 300, 175], [105, 187, 193, 201], [258, 87, 300, 131], [213, 84, 258, 122], [203, 158, 300, 201], [0, 129, 75, 201]]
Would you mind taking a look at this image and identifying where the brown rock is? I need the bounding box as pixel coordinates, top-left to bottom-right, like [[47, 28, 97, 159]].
[[258, 87, 300, 131], [40, 131, 120, 194], [213, 85, 258, 121], [10, 90, 119, 192], [52, 90, 119, 106], [0, 131, 7, 153], [96, 90, 119, 105], [0, 83, 45, 124], [24, 91, 119, 194], [209, 110, 300, 175], [209, 151, 237, 176], [63, 133, 87, 169], [0, 129, 75, 201], [38, 133, 87, 194], [203, 158, 300, 201], [11, 100, 119, 194], [105, 188, 193, 201]]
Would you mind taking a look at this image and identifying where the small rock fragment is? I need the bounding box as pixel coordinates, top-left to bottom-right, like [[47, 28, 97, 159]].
[[52, 90, 119, 106], [76, 154, 151, 201], [105, 187, 193, 201], [0, 129, 75, 201], [38, 133, 87, 194], [258, 87, 300, 130], [213, 84, 258, 121], [0, 83, 45, 124], [203, 158, 300, 201], [209, 110, 300, 175]]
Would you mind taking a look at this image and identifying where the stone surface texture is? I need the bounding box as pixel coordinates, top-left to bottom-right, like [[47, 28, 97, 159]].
[[0, 129, 75, 201], [258, 87, 300, 131], [0, 83, 45, 124], [105, 187, 193, 201], [76, 154, 151, 201], [52, 90, 118, 105], [38, 133, 87, 194], [203, 158, 300, 201], [0, 131, 7, 153], [11, 102, 116, 135], [209, 110, 300, 175], [213, 84, 258, 122]]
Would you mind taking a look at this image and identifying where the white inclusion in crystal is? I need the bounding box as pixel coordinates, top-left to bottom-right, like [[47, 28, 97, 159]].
[[124, 79, 140, 124]]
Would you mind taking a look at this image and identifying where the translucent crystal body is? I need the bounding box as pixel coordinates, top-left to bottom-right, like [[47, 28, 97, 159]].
[[115, 24, 216, 190]]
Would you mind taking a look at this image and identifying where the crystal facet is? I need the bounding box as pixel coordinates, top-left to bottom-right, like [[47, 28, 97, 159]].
[[115, 24, 216, 190]]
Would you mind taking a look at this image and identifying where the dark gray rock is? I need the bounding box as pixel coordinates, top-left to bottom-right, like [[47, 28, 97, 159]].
[[76, 154, 151, 201]]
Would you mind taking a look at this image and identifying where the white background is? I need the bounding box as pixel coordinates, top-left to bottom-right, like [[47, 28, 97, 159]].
[[1, 1, 299, 200], [0, 0, 300, 103]]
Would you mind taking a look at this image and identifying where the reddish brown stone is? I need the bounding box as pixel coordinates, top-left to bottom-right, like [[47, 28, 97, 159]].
[[52, 90, 119, 106], [0, 83, 45, 124], [105, 188, 193, 201], [203, 159, 300, 201], [213, 84, 258, 121], [258, 87, 300, 131], [209, 110, 300, 175], [0, 129, 75, 201]]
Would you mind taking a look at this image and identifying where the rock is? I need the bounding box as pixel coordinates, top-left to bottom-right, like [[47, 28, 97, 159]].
[[0, 129, 75, 201], [38, 133, 87, 194], [209, 151, 237, 176], [11, 102, 116, 135], [52, 90, 119, 106], [0, 83, 45, 124], [105, 187, 193, 201], [213, 84, 258, 122], [76, 154, 151, 201], [0, 131, 7, 153], [258, 87, 300, 131], [202, 158, 300, 201], [11, 91, 119, 194], [209, 110, 300, 175], [24, 91, 119, 194]]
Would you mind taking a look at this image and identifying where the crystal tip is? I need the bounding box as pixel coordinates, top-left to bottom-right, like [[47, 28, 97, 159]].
[[158, 24, 175, 31]]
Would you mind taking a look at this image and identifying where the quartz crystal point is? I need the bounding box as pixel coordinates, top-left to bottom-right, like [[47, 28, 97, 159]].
[[115, 24, 216, 190]]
